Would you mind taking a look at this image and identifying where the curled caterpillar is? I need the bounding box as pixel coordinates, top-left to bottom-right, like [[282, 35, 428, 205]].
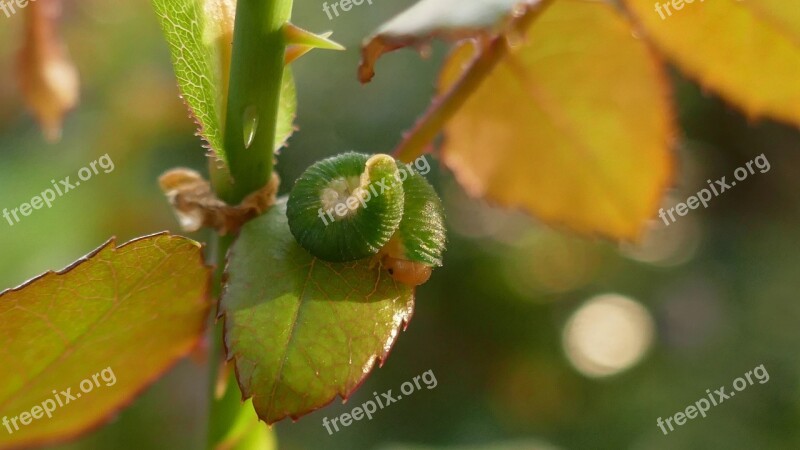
[[287, 152, 446, 286]]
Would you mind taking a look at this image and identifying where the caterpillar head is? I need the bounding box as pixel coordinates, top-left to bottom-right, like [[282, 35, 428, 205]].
[[382, 257, 433, 287]]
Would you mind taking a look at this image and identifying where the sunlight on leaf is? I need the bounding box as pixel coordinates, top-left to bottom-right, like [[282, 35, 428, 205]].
[[152, 0, 298, 160], [440, 0, 675, 240], [275, 70, 297, 154], [221, 200, 414, 424], [153, 0, 226, 159], [0, 234, 211, 448], [625, 0, 800, 126]]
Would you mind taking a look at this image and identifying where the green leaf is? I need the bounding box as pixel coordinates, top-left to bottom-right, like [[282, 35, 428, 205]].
[[153, 0, 227, 159], [216, 399, 277, 450], [275, 69, 297, 154], [221, 199, 415, 424], [0, 234, 211, 448], [151, 0, 297, 162]]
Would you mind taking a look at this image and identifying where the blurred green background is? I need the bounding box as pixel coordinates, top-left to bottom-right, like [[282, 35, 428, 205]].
[[1, 0, 800, 449]]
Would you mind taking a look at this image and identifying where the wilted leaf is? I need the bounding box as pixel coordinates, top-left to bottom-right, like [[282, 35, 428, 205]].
[[152, 0, 297, 160], [439, 0, 674, 240], [221, 200, 414, 424], [624, 0, 800, 126], [17, 0, 79, 142], [359, 0, 538, 82], [0, 234, 211, 448]]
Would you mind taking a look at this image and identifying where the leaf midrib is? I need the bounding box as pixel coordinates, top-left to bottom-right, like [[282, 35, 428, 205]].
[[264, 258, 316, 421]]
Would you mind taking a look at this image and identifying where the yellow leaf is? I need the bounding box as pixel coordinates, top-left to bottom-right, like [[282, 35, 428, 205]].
[[624, 0, 800, 125], [440, 0, 675, 240]]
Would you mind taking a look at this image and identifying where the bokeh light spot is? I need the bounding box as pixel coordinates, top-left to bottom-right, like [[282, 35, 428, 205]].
[[563, 294, 655, 378]]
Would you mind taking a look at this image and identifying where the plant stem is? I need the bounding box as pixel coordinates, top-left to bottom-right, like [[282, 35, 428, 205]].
[[222, 0, 293, 204], [206, 234, 240, 450], [393, 0, 554, 163], [206, 0, 294, 448], [393, 40, 504, 163]]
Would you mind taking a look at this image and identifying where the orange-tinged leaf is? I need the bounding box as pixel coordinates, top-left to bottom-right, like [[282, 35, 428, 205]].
[[624, 0, 800, 126], [0, 233, 211, 449], [17, 0, 79, 142], [440, 0, 675, 240]]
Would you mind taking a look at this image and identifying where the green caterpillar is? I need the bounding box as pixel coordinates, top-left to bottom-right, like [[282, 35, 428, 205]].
[[287, 152, 446, 286]]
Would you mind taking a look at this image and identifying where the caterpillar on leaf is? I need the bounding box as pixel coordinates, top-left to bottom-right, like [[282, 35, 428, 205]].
[[287, 152, 446, 286]]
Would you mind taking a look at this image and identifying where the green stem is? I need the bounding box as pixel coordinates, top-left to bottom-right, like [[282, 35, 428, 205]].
[[206, 0, 294, 448], [206, 234, 241, 450], [222, 0, 293, 204]]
